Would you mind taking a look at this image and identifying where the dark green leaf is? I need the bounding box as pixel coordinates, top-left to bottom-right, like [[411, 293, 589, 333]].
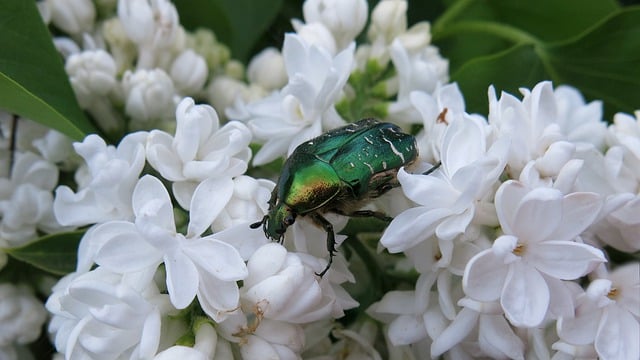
[[545, 7, 640, 118], [173, 0, 284, 62], [0, 1, 95, 140], [452, 43, 547, 114], [6, 231, 84, 275], [433, 0, 619, 73], [450, 8, 640, 118]]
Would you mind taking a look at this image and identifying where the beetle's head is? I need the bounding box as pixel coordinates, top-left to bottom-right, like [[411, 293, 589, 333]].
[[250, 204, 297, 242]]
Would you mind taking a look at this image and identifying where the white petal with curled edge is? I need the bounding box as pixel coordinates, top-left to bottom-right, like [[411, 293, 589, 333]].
[[388, 314, 428, 346], [197, 276, 240, 322], [595, 305, 640, 360], [380, 207, 451, 253], [184, 238, 247, 281], [164, 252, 198, 309], [463, 249, 507, 302], [501, 261, 549, 327], [529, 241, 605, 280], [187, 177, 234, 238], [512, 187, 563, 244], [132, 176, 175, 232]]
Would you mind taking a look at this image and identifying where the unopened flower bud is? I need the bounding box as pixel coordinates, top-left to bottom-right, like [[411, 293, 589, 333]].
[[292, 20, 337, 55], [48, 0, 96, 35], [170, 49, 208, 95], [247, 47, 287, 91], [396, 21, 432, 53], [65, 49, 117, 107], [368, 0, 407, 43], [303, 0, 368, 49], [122, 68, 176, 126], [118, 0, 178, 48]]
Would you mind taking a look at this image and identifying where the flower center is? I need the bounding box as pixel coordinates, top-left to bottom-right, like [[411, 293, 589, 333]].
[[607, 287, 619, 300], [512, 243, 526, 256]]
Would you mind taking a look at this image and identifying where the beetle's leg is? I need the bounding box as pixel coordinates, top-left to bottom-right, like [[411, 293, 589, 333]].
[[423, 161, 442, 175], [333, 208, 392, 222], [309, 212, 335, 277]]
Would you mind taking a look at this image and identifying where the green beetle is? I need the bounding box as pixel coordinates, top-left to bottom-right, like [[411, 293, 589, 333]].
[[251, 118, 439, 276]]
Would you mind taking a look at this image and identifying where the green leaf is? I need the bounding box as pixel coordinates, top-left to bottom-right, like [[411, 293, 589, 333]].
[[450, 7, 640, 118], [0, 1, 95, 140], [173, 0, 284, 62], [453, 43, 547, 114], [6, 231, 84, 275], [545, 8, 640, 118]]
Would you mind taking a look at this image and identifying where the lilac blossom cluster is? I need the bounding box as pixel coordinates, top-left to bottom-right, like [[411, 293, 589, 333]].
[[0, 0, 637, 359]]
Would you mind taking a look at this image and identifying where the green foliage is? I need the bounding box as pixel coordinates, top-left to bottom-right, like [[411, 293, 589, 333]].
[[431, 0, 639, 118], [0, 0, 95, 140], [173, 0, 285, 62], [5, 231, 84, 275]]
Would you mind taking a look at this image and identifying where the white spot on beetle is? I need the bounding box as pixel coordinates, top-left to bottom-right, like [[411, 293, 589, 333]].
[[363, 162, 374, 174], [382, 137, 405, 163], [364, 137, 373, 145], [350, 162, 355, 167], [382, 161, 387, 169]]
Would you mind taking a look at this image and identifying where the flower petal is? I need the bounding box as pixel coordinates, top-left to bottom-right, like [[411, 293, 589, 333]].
[[512, 187, 563, 243], [595, 305, 640, 360], [463, 249, 507, 302], [187, 177, 234, 238], [501, 261, 549, 327], [529, 241, 605, 280], [184, 238, 247, 281], [551, 192, 602, 241], [380, 207, 450, 253], [165, 252, 198, 309], [387, 315, 428, 346]]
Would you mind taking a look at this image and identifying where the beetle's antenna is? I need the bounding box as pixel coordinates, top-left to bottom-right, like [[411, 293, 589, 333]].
[[423, 161, 441, 175], [250, 216, 267, 229]]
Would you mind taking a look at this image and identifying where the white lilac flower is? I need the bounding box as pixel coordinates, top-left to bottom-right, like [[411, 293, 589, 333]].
[[0, 283, 48, 347], [121, 68, 178, 129], [229, 33, 355, 165], [0, 152, 62, 245], [91, 175, 247, 322], [380, 114, 509, 255], [65, 49, 124, 132], [117, 0, 180, 69], [367, 0, 408, 46], [366, 275, 437, 346], [411, 83, 466, 163], [241, 243, 347, 323], [146, 97, 252, 209], [154, 323, 232, 360], [247, 47, 288, 91], [32, 129, 74, 165], [291, 20, 338, 55], [54, 132, 147, 227], [488, 81, 591, 179], [207, 76, 267, 118], [170, 49, 208, 96], [553, 85, 606, 150], [212, 175, 274, 232], [463, 180, 606, 327], [48, 0, 96, 36], [430, 298, 525, 359], [65, 49, 117, 107], [607, 111, 640, 181], [238, 319, 304, 360], [387, 39, 449, 125], [554, 262, 640, 360], [46, 267, 171, 359], [302, 0, 368, 51], [102, 17, 137, 74]]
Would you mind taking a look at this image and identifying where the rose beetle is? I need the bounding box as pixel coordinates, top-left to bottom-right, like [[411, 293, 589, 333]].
[[251, 118, 440, 276]]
